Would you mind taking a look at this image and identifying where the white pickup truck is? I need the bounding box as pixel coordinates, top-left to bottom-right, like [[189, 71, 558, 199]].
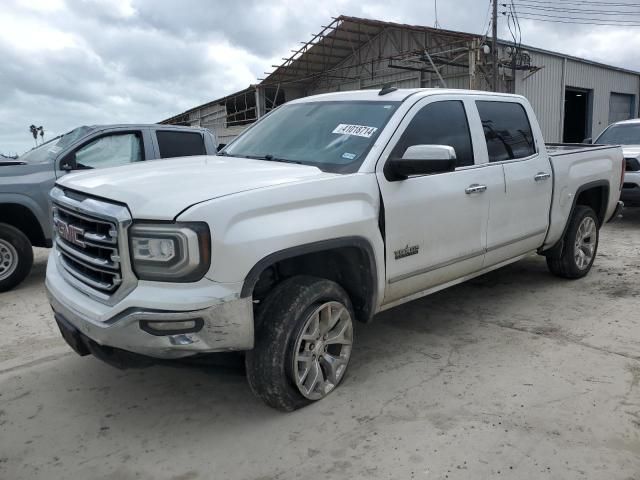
[[46, 88, 624, 411]]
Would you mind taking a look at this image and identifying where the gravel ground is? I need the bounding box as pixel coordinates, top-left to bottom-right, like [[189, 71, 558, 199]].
[[1, 209, 639, 480]]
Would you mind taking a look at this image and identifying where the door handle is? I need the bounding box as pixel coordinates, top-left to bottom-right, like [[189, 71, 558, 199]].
[[465, 184, 487, 194], [534, 172, 551, 182]]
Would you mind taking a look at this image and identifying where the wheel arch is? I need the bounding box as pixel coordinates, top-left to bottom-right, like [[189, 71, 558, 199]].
[[241, 236, 378, 324], [573, 180, 609, 227], [0, 202, 48, 247], [542, 180, 609, 258]]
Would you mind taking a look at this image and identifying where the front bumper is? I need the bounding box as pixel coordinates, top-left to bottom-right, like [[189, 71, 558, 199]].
[[621, 187, 640, 205], [46, 253, 254, 361], [622, 171, 640, 206]]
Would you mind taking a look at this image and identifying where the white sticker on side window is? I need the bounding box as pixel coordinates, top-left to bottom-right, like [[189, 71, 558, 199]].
[[332, 124, 378, 138]]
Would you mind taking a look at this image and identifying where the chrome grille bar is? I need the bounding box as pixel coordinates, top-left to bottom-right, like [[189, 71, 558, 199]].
[[50, 186, 137, 306]]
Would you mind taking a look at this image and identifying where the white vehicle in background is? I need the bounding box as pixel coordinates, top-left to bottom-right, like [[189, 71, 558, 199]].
[[46, 88, 624, 411], [593, 119, 640, 206]]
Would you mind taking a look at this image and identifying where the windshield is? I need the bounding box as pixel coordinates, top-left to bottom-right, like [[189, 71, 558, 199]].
[[18, 126, 94, 164], [596, 123, 640, 145], [222, 101, 400, 173]]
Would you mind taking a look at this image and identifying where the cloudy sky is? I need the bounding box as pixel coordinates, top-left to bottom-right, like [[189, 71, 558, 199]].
[[2, 0, 639, 154]]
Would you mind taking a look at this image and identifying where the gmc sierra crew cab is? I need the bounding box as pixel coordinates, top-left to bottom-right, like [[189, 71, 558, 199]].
[[0, 124, 217, 292], [45, 88, 624, 411]]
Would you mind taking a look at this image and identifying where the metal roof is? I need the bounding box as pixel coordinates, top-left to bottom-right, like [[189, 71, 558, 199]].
[[260, 15, 477, 88]]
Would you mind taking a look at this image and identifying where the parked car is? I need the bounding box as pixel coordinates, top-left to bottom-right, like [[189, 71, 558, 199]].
[[592, 119, 640, 206], [46, 89, 624, 411], [0, 124, 217, 292]]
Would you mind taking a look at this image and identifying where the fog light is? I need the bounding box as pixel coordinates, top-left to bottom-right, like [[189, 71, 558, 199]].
[[139, 318, 204, 336]]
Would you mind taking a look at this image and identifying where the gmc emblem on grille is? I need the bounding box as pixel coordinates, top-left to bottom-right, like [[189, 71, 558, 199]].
[[54, 217, 86, 248]]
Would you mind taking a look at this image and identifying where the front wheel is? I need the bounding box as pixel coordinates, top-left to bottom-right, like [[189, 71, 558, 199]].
[[546, 205, 599, 279], [0, 223, 34, 292], [245, 275, 354, 411]]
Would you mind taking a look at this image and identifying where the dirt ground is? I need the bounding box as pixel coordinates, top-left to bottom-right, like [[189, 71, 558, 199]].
[[1, 209, 639, 480]]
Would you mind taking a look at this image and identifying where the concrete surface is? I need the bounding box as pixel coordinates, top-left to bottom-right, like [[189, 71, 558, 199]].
[[1, 209, 639, 480]]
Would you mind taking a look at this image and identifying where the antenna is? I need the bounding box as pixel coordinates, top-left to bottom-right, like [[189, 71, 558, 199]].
[[434, 0, 441, 28]]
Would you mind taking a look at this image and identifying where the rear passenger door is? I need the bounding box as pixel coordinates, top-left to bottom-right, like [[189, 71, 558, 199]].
[[476, 100, 553, 266], [153, 129, 207, 159]]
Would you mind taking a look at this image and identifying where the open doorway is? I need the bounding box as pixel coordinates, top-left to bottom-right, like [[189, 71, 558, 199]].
[[563, 88, 592, 143]]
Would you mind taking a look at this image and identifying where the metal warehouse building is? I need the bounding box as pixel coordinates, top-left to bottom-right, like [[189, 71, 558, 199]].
[[161, 15, 640, 146]]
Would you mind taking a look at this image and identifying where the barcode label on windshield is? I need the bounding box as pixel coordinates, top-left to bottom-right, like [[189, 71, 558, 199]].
[[332, 124, 378, 138]]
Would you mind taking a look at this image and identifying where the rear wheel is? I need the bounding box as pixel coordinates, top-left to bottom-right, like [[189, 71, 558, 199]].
[[0, 223, 33, 292], [546, 205, 599, 279], [245, 275, 354, 411]]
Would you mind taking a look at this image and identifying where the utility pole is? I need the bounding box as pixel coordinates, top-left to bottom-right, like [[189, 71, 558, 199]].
[[492, 0, 498, 92]]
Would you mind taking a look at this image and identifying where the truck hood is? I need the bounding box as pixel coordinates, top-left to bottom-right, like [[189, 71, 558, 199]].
[[57, 155, 336, 219]]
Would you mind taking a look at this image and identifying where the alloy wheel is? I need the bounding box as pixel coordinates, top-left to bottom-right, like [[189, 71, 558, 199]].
[[293, 301, 353, 400], [574, 216, 596, 270]]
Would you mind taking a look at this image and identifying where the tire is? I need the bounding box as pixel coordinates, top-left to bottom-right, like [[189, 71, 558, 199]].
[[546, 205, 599, 279], [0, 223, 34, 292], [246, 275, 355, 411]]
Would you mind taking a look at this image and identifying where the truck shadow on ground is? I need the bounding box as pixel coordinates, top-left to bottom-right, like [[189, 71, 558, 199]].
[[7, 254, 568, 428]]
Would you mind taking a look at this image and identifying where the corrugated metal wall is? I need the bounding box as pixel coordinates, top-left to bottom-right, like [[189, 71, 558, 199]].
[[515, 51, 564, 141], [516, 50, 640, 142]]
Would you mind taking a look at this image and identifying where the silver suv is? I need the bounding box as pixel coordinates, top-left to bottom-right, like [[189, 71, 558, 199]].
[[0, 124, 217, 292]]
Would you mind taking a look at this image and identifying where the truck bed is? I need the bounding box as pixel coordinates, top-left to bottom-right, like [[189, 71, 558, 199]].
[[543, 143, 623, 250], [545, 143, 620, 157]]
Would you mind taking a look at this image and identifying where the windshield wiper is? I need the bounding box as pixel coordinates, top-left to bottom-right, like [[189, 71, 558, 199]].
[[241, 154, 303, 165]]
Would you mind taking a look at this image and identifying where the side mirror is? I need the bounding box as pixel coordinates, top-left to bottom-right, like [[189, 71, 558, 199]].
[[583, 137, 592, 144], [386, 145, 457, 181], [59, 153, 77, 171]]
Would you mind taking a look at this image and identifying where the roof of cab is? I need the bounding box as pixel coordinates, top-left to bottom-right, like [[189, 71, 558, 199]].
[[614, 118, 640, 125], [289, 88, 524, 104]]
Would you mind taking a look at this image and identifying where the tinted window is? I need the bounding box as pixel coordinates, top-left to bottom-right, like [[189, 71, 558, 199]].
[[157, 131, 206, 158], [391, 101, 474, 167], [74, 133, 142, 169], [476, 101, 536, 162]]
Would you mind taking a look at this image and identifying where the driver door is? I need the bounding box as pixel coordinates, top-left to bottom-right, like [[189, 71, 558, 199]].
[[376, 97, 501, 304]]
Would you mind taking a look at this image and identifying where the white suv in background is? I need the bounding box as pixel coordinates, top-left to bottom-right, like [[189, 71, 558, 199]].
[[595, 118, 640, 206]]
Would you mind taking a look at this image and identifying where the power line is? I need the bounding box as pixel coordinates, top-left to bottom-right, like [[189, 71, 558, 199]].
[[506, 10, 640, 22], [513, 0, 640, 6], [510, 13, 640, 26], [512, 4, 640, 15]]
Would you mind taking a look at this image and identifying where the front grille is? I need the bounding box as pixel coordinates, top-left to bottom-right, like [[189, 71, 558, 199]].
[[53, 204, 122, 294], [625, 158, 640, 172]]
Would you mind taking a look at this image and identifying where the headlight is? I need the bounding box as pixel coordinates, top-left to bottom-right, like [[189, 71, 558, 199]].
[[129, 222, 210, 282]]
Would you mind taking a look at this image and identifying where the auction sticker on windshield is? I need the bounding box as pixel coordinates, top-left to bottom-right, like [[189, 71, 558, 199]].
[[332, 124, 378, 138]]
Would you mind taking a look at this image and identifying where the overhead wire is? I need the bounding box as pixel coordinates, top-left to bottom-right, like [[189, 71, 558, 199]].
[[512, 0, 639, 6], [508, 14, 640, 26], [514, 5, 640, 16]]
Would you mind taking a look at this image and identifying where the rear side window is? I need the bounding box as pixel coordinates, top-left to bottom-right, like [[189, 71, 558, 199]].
[[476, 101, 536, 162], [391, 100, 474, 167], [156, 130, 206, 158]]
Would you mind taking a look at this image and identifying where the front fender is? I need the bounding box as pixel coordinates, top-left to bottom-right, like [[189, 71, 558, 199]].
[[177, 173, 386, 307]]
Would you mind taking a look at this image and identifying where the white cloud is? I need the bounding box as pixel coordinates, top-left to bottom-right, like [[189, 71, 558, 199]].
[[1, 0, 638, 155]]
